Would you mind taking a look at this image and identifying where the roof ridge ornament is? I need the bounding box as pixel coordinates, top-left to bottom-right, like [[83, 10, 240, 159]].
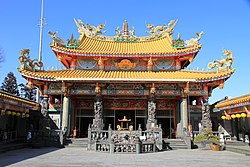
[[48, 31, 65, 46], [72, 19, 179, 42], [18, 49, 43, 72], [146, 19, 178, 40], [114, 20, 137, 42], [185, 31, 204, 47], [74, 18, 106, 38], [208, 50, 234, 72]]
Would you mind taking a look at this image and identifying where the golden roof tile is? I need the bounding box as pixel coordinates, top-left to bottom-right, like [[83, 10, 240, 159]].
[[18, 68, 235, 82], [51, 36, 201, 55]]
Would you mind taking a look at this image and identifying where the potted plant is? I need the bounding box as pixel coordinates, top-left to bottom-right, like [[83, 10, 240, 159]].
[[194, 128, 223, 151]]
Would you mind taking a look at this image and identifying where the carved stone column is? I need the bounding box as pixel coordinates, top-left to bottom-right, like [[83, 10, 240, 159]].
[[91, 98, 104, 130], [200, 97, 212, 130], [146, 99, 157, 130], [176, 96, 188, 137], [62, 96, 70, 135]]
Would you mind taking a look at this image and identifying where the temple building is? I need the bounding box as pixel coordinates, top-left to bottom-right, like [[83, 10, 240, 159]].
[[215, 94, 250, 141], [17, 19, 235, 139], [0, 90, 40, 141]]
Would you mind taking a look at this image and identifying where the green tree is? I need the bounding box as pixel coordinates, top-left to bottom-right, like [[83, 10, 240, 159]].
[[19, 83, 37, 101], [0, 72, 20, 96]]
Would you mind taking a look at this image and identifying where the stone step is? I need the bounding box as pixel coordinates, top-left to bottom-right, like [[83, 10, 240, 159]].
[[66, 138, 88, 147], [66, 143, 88, 148], [164, 139, 188, 150], [226, 141, 249, 146], [226, 146, 250, 156]]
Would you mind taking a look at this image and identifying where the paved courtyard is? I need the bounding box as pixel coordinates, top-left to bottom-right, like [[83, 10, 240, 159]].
[[0, 147, 250, 167]]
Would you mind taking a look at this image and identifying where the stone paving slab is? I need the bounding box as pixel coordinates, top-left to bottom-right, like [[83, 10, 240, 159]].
[[0, 147, 250, 167]]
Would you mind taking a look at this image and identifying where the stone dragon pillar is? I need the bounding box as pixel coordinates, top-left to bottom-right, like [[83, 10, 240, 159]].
[[146, 99, 157, 130], [200, 97, 212, 130], [91, 98, 104, 130]]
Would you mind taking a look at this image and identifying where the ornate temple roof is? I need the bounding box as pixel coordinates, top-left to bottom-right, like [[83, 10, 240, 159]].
[[215, 94, 250, 108], [51, 36, 201, 56], [18, 68, 234, 82], [49, 19, 203, 56]]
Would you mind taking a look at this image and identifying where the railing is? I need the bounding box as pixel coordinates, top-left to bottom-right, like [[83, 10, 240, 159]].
[[88, 128, 162, 153], [0, 131, 17, 143], [192, 131, 220, 138]]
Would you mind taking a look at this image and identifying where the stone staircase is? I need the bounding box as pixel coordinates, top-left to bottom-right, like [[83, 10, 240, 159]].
[[164, 138, 189, 150], [66, 138, 88, 148], [225, 140, 250, 156]]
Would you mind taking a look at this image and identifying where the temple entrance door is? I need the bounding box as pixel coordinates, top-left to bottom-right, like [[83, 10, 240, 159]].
[[157, 118, 174, 138], [115, 110, 135, 130], [77, 116, 92, 138]]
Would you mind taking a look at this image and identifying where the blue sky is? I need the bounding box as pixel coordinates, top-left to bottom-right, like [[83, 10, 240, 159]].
[[0, 0, 250, 103]]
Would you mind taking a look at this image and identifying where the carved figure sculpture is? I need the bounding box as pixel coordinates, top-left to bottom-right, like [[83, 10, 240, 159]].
[[185, 31, 204, 47], [208, 50, 234, 71], [41, 96, 49, 117], [19, 49, 43, 71]]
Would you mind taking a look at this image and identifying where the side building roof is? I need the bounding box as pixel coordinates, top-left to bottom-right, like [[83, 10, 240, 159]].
[[215, 94, 250, 109]]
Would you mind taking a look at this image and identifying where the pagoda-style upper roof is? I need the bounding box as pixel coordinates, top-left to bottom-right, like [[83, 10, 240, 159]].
[[18, 68, 235, 82], [49, 19, 203, 57], [52, 35, 201, 56]]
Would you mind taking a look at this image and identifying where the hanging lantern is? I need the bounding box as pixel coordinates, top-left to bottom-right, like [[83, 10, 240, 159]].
[[6, 111, 12, 115], [21, 113, 26, 118], [241, 113, 247, 118], [26, 114, 30, 118], [16, 113, 21, 117], [236, 113, 241, 119], [221, 115, 226, 120], [1, 110, 6, 116], [231, 114, 236, 119], [12, 112, 16, 116]]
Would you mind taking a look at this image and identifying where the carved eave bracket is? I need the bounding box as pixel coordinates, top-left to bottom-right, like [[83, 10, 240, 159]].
[[183, 82, 190, 95], [61, 82, 70, 96], [95, 82, 101, 96], [150, 83, 156, 98]]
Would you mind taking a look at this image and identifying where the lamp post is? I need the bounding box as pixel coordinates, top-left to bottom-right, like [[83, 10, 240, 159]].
[[187, 92, 191, 131], [59, 80, 63, 145]]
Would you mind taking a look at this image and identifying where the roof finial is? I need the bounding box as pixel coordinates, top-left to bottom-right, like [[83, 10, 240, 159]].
[[123, 20, 128, 36]]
